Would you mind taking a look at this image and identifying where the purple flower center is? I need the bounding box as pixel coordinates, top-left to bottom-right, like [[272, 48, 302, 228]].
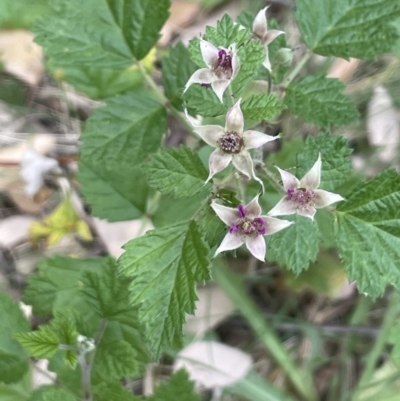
[[287, 187, 315, 206], [213, 49, 233, 79], [229, 205, 266, 237], [217, 132, 243, 154]]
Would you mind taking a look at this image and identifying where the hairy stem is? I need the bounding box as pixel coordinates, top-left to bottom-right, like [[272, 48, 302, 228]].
[[283, 51, 311, 88], [257, 164, 285, 193], [213, 263, 318, 401]]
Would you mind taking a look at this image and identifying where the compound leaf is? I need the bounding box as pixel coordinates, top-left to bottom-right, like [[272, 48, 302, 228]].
[[119, 221, 211, 357], [285, 76, 358, 127], [296, 0, 400, 59]]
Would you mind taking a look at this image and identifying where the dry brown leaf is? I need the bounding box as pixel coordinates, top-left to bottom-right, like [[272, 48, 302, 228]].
[[0, 30, 43, 86]]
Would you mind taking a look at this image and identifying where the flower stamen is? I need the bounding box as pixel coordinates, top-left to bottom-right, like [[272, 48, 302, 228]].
[[217, 132, 243, 154]]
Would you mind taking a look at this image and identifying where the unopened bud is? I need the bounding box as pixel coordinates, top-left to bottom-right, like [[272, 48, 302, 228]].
[[275, 48, 293, 66]]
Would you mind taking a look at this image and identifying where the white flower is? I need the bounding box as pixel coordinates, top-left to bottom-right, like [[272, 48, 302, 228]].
[[20, 149, 59, 196], [268, 154, 345, 220], [192, 99, 278, 184], [183, 39, 240, 102], [211, 196, 292, 261], [253, 7, 285, 71]]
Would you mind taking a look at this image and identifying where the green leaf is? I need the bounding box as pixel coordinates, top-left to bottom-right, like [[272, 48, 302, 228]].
[[119, 221, 211, 357], [0, 0, 49, 28], [79, 91, 166, 221], [78, 163, 149, 221], [232, 40, 266, 96], [22, 256, 108, 315], [285, 76, 358, 127], [34, 0, 170, 68], [14, 325, 59, 359], [183, 85, 228, 117], [93, 340, 137, 381], [0, 292, 29, 384], [334, 170, 400, 297], [267, 215, 321, 273], [49, 64, 145, 100], [0, 382, 28, 401], [297, 132, 353, 191], [149, 370, 199, 401], [204, 14, 250, 48], [80, 91, 167, 169], [241, 94, 283, 121], [162, 43, 197, 109], [197, 203, 227, 250], [93, 383, 141, 401], [296, 0, 400, 59], [42, 389, 76, 401], [144, 146, 210, 198]]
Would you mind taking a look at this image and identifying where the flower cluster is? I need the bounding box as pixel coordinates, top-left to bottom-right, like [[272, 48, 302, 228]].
[[183, 9, 345, 261]]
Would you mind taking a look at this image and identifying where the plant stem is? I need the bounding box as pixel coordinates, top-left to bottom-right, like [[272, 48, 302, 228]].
[[213, 263, 318, 401], [81, 319, 108, 401], [257, 164, 285, 193], [283, 51, 311, 88], [136, 61, 195, 134], [352, 292, 400, 401]]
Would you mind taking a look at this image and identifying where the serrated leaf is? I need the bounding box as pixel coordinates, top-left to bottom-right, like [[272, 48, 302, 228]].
[[205, 14, 250, 48], [0, 292, 29, 384], [119, 221, 211, 357], [241, 94, 283, 121], [15, 325, 59, 359], [296, 0, 400, 59], [80, 91, 167, 169], [297, 132, 353, 191], [22, 256, 108, 316], [93, 340, 137, 381], [183, 84, 228, 117], [267, 215, 321, 273], [93, 383, 141, 401], [197, 204, 227, 250], [149, 370, 199, 401], [335, 170, 400, 298], [232, 40, 266, 96], [162, 43, 197, 109], [34, 0, 170, 68], [144, 146, 210, 198], [78, 163, 149, 222], [285, 76, 358, 127]]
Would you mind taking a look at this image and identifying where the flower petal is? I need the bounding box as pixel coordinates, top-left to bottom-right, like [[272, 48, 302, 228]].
[[242, 130, 277, 150], [245, 236, 266, 262], [267, 197, 297, 216], [263, 30, 285, 45], [262, 45, 272, 71], [232, 151, 255, 179], [276, 167, 299, 191], [313, 189, 345, 208], [298, 206, 316, 220], [231, 49, 240, 80], [211, 79, 231, 102], [260, 215, 293, 235], [184, 68, 214, 93], [244, 196, 261, 217], [300, 153, 321, 189], [193, 125, 225, 147], [253, 7, 268, 38], [225, 99, 244, 134], [211, 202, 239, 226], [215, 233, 244, 256], [200, 39, 219, 68], [206, 149, 232, 183]]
